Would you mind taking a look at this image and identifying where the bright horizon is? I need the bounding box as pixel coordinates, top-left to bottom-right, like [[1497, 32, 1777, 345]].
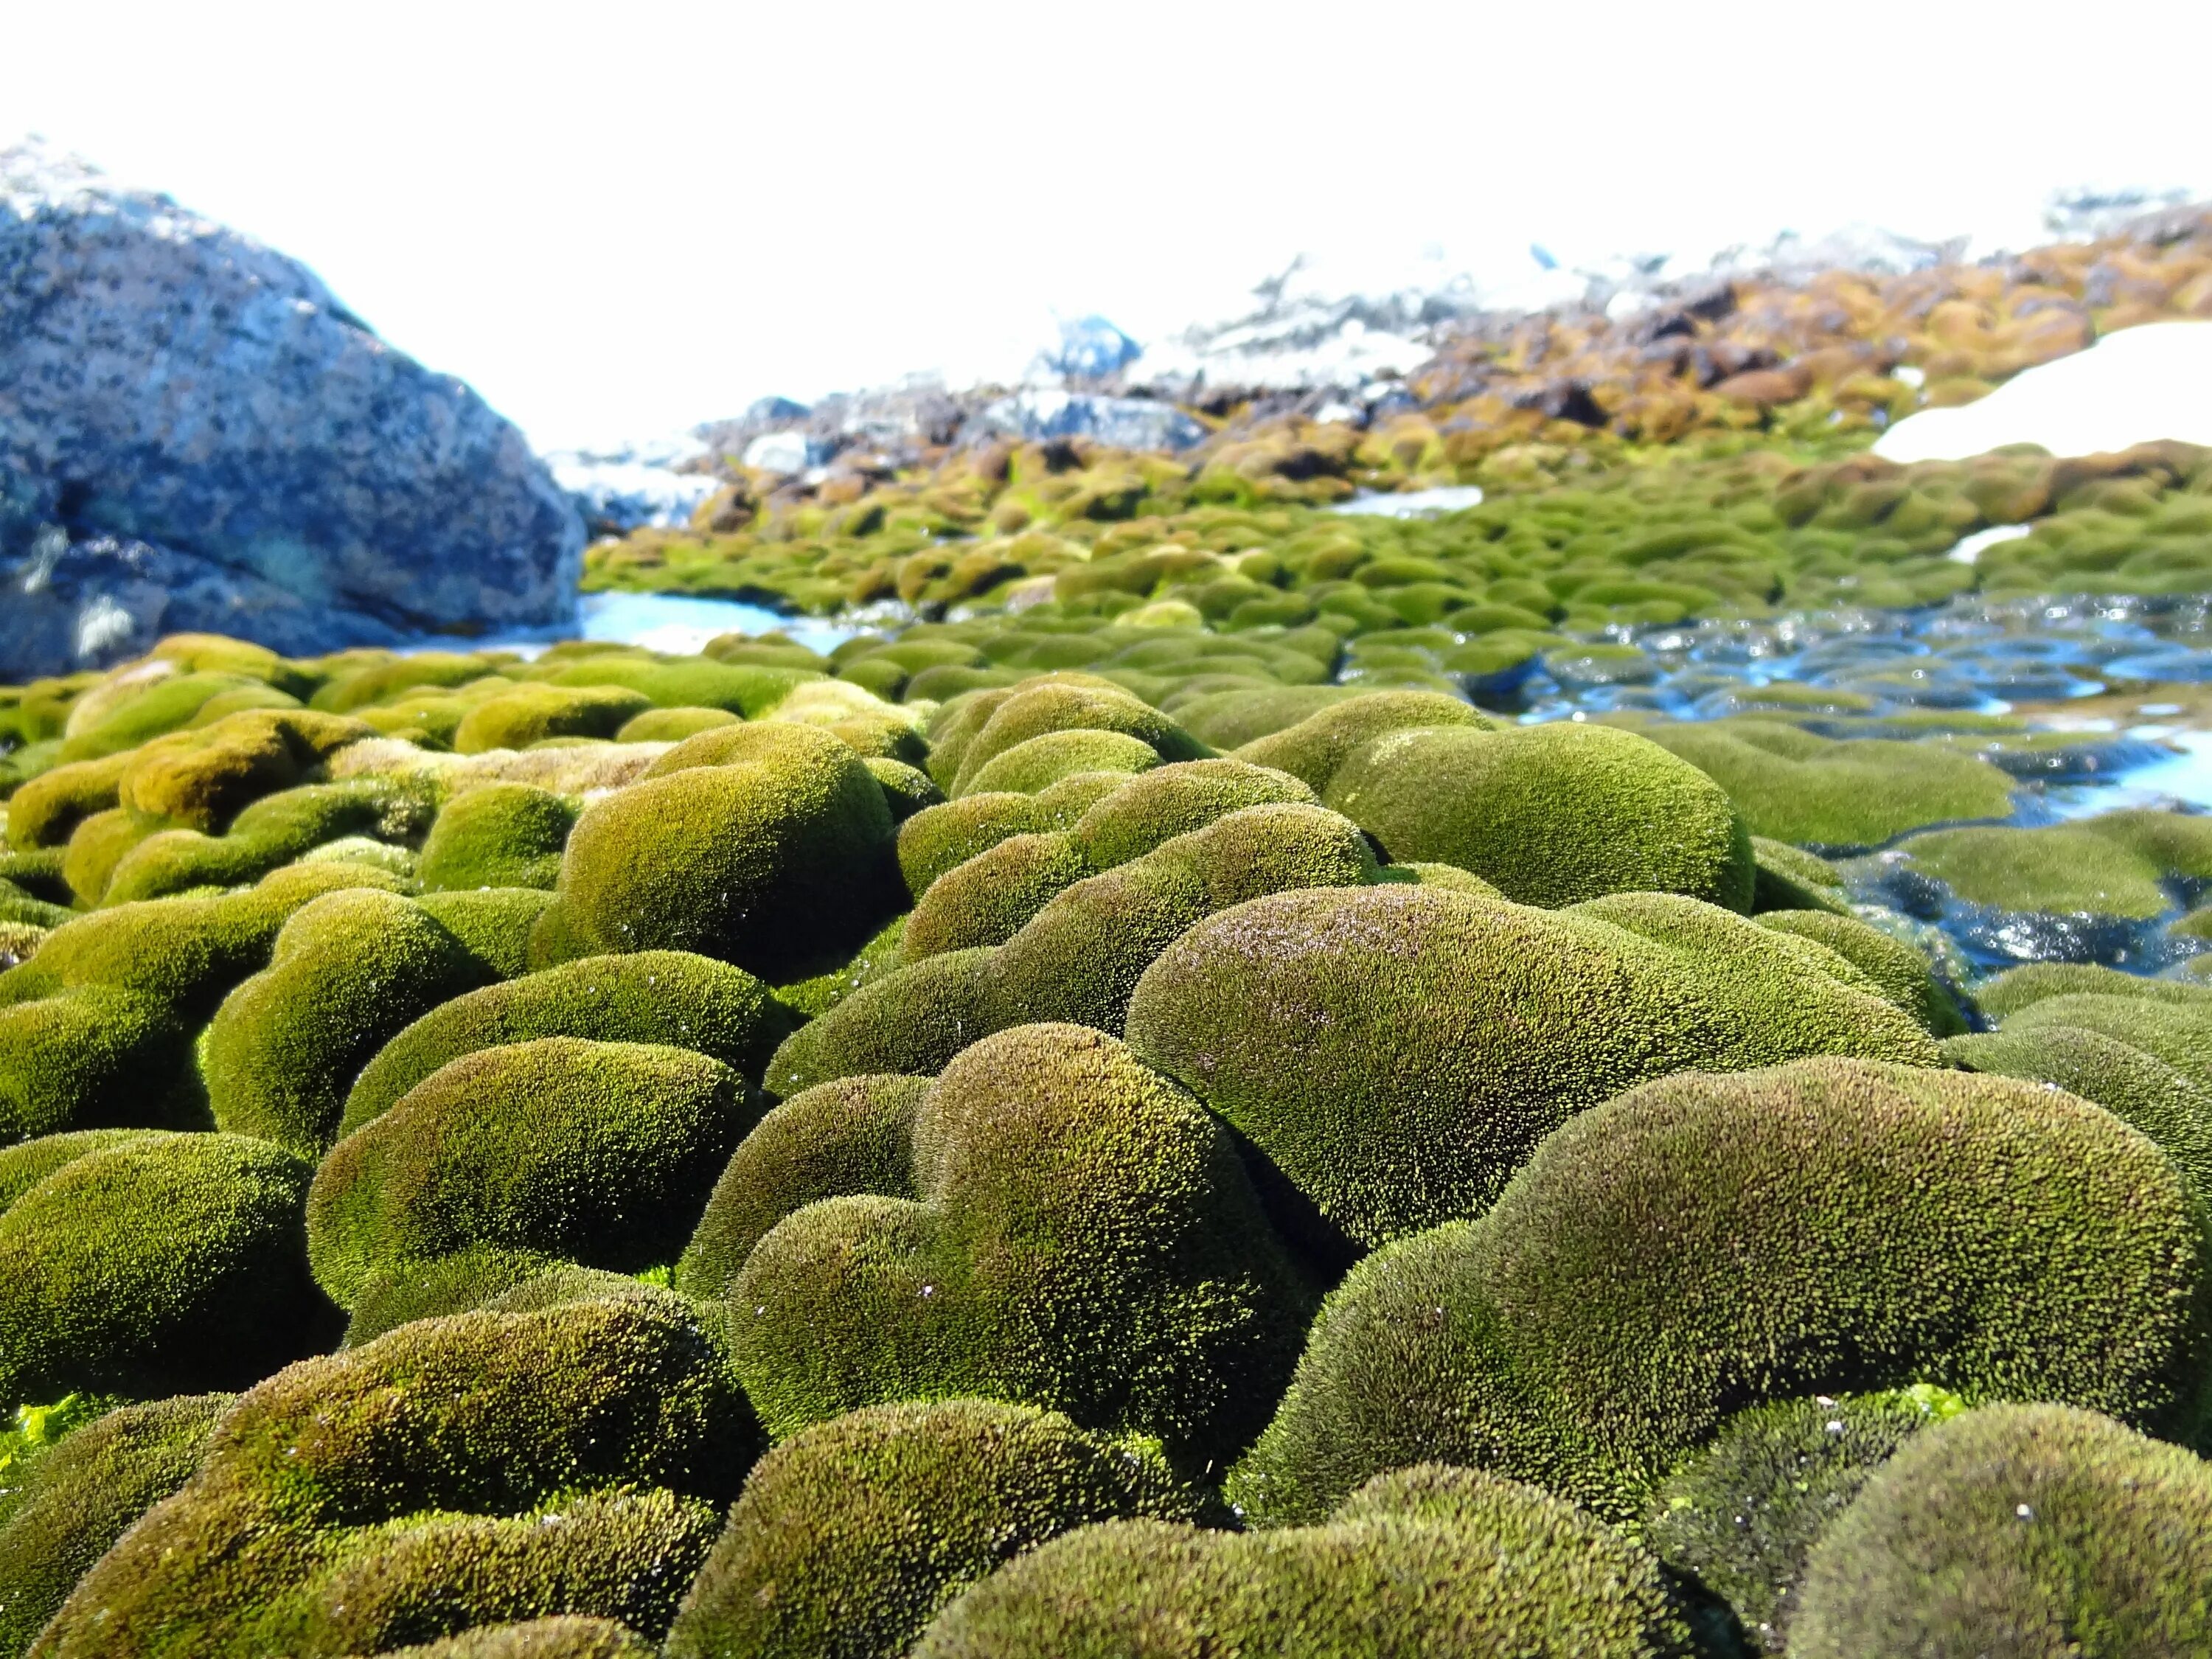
[[8, 0, 2211, 451]]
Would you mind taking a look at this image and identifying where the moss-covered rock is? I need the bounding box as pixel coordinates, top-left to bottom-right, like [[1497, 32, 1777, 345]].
[[947, 682, 1208, 797], [1228, 1057, 2211, 1525], [1635, 720, 2014, 849], [663, 1399, 1205, 1659], [205, 890, 496, 1155], [342, 950, 790, 1138], [726, 1023, 1307, 1463], [32, 1294, 755, 1657], [1791, 1403, 2212, 1658], [1231, 689, 1489, 795], [550, 723, 897, 979], [1975, 959, 2212, 1018], [308, 1037, 754, 1307], [1126, 886, 1936, 1259], [914, 1463, 1694, 1659], [763, 947, 994, 1097], [1997, 990, 2212, 1087], [417, 785, 580, 892], [0, 1132, 327, 1402], [1641, 1385, 1965, 1654], [1755, 908, 1967, 1034], [451, 685, 655, 754], [0, 1393, 233, 1655], [102, 779, 425, 906], [1891, 808, 2212, 918]]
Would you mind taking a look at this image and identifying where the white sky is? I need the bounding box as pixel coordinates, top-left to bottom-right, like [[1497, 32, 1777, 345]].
[[7, 0, 2210, 450]]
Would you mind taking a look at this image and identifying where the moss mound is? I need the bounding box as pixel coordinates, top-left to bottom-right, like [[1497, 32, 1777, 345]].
[[1893, 808, 2212, 918], [947, 681, 1208, 796], [1635, 719, 2014, 849], [308, 1036, 753, 1307], [1231, 689, 1489, 794], [763, 947, 994, 1097], [1975, 959, 2212, 1018], [342, 950, 790, 1138], [1791, 1403, 2212, 1658], [1641, 1385, 1965, 1654], [451, 684, 655, 754], [32, 1294, 754, 1657], [0, 1132, 326, 1402], [205, 889, 496, 1155], [1228, 1057, 2211, 1524], [417, 785, 580, 892], [1747, 835, 1851, 914], [914, 1463, 1694, 1659], [0, 1392, 232, 1655], [371, 1617, 656, 1659], [663, 1399, 1204, 1659], [1324, 720, 1754, 909], [726, 1023, 1307, 1463], [101, 778, 423, 906], [1755, 907, 1967, 1034], [2001, 992, 2212, 1087], [549, 723, 897, 978], [959, 728, 1163, 795], [1125, 886, 1936, 1259]]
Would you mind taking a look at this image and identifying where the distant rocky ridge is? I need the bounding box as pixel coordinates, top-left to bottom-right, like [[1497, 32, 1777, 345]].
[[0, 140, 583, 680]]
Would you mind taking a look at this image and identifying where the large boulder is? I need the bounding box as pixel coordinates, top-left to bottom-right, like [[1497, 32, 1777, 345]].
[[0, 141, 582, 678]]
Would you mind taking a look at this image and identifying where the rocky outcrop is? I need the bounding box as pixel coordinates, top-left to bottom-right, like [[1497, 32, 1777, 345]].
[[0, 141, 582, 679]]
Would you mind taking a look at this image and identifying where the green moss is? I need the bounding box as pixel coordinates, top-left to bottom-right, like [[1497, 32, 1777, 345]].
[[60, 806, 152, 904], [116, 709, 373, 834], [1893, 809, 2212, 917], [55, 672, 271, 762], [770, 914, 911, 1020], [613, 706, 739, 743], [763, 947, 995, 1099], [1999, 992, 2212, 1088], [341, 950, 790, 1138], [1748, 835, 1852, 914], [102, 779, 423, 906], [1791, 1404, 2212, 1658], [342, 1245, 568, 1349], [728, 1023, 1307, 1464], [1060, 758, 1317, 868], [1641, 1386, 1964, 1654], [860, 756, 942, 822], [0, 1393, 232, 1655], [0, 1132, 327, 1402], [676, 1074, 925, 1298], [310, 652, 502, 714], [1975, 960, 2212, 1018], [205, 890, 495, 1155], [451, 685, 655, 754], [538, 655, 813, 718], [1127, 886, 1934, 1260], [664, 1399, 1204, 1659], [1228, 1057, 2211, 1525], [1756, 908, 1967, 1034], [897, 794, 1053, 900], [1632, 719, 2014, 849], [1171, 685, 1360, 749], [552, 723, 897, 980], [4, 751, 130, 851], [1324, 720, 1754, 909], [947, 682, 1208, 796], [1231, 690, 1489, 794], [367, 1617, 656, 1658], [914, 1463, 1694, 1659], [957, 728, 1164, 796], [414, 888, 560, 981], [308, 1037, 754, 1307], [417, 785, 580, 892], [35, 1295, 755, 1657]]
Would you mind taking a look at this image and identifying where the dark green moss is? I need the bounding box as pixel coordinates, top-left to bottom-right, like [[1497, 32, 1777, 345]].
[[1324, 720, 1755, 910], [342, 950, 790, 1138], [370, 1616, 656, 1658], [1791, 1404, 2212, 1658], [0, 1392, 232, 1655], [0, 1133, 327, 1402], [728, 1023, 1307, 1464], [417, 785, 580, 892], [1228, 1058, 2211, 1525], [413, 888, 560, 981], [664, 1399, 1204, 1659], [1126, 886, 1935, 1259], [341, 1245, 567, 1349], [763, 948, 994, 1098], [308, 1037, 754, 1307], [1642, 1386, 1965, 1654], [553, 723, 897, 979], [205, 890, 495, 1155], [914, 1463, 1694, 1659], [902, 832, 1097, 960]]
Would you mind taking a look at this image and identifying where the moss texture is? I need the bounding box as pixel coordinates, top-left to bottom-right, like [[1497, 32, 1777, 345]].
[[417, 785, 580, 893], [1228, 1057, 2212, 1526], [763, 947, 995, 1097], [0, 1132, 327, 1403], [663, 1399, 1204, 1659], [452, 686, 655, 754], [1125, 886, 1936, 1259], [1747, 835, 1852, 914], [32, 1294, 755, 1658], [341, 950, 790, 1138], [1754, 908, 1967, 1034], [550, 723, 897, 980], [914, 1462, 1694, 1659], [726, 1023, 1307, 1464], [1322, 720, 1755, 909], [1944, 1025, 2212, 1193], [0, 1392, 232, 1655], [307, 1037, 753, 1308], [369, 1617, 657, 1658], [1893, 808, 2212, 917], [204, 889, 496, 1155], [1634, 719, 2014, 849], [1975, 960, 2212, 1018], [944, 682, 1207, 797], [1790, 1403, 2212, 1658], [1231, 689, 1489, 795], [2000, 991, 2212, 1087], [1641, 1385, 1964, 1654]]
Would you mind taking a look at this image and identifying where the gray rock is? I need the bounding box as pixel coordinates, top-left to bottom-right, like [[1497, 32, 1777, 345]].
[[0, 141, 582, 679], [974, 389, 1207, 453]]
